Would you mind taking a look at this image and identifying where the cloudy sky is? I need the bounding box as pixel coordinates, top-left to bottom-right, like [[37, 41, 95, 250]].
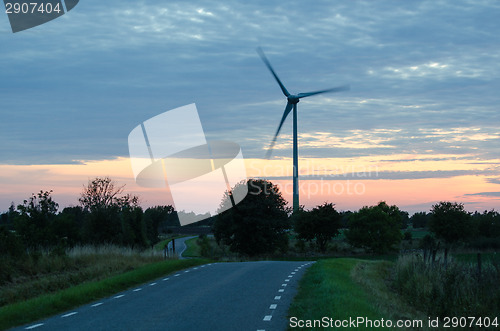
[[1, 0, 499, 214]]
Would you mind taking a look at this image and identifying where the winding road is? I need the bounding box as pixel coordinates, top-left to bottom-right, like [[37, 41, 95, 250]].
[[167, 236, 197, 259], [14, 261, 314, 331]]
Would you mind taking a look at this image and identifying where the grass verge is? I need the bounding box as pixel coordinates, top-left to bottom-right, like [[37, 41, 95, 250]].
[[182, 237, 201, 257], [288, 258, 427, 330], [0, 258, 210, 331]]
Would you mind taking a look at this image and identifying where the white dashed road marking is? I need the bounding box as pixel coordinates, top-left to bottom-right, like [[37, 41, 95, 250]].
[[21, 263, 218, 330], [263, 315, 272, 321], [25, 323, 44, 329], [269, 304, 277, 310], [61, 312, 78, 318], [278, 289, 284, 292], [274, 296, 281, 300]]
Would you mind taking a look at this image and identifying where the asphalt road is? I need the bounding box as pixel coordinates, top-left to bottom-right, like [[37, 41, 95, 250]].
[[14, 261, 314, 331], [167, 236, 197, 259]]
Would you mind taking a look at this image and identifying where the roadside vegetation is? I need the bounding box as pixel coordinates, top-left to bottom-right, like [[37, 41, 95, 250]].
[[0, 245, 164, 307], [394, 253, 500, 319], [0, 177, 208, 330], [2, 177, 500, 329], [288, 258, 429, 330]]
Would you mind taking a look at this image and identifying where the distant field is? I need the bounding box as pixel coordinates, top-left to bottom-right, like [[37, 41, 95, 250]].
[[408, 228, 430, 239]]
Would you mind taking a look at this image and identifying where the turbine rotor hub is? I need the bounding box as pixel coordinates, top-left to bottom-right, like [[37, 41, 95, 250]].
[[287, 95, 300, 104]]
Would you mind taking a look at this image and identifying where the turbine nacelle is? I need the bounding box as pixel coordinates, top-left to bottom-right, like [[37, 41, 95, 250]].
[[287, 95, 300, 104]]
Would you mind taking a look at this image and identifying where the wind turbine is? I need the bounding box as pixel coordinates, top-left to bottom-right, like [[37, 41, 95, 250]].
[[257, 47, 349, 212]]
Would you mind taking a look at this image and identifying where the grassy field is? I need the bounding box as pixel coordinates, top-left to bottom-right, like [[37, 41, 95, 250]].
[[288, 258, 428, 330], [0, 245, 167, 307]]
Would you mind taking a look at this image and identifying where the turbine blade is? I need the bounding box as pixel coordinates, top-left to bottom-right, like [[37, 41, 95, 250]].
[[266, 102, 293, 159], [257, 47, 290, 97], [297, 85, 350, 99]]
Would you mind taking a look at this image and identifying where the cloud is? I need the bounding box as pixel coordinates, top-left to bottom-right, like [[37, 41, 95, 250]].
[[486, 178, 500, 185], [261, 169, 497, 181], [463, 192, 500, 198], [1, 0, 500, 168]]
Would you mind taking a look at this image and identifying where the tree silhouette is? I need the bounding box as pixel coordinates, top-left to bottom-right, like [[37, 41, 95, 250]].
[[213, 179, 290, 256], [345, 201, 403, 253], [293, 202, 342, 252], [429, 201, 472, 266], [15, 190, 59, 249]]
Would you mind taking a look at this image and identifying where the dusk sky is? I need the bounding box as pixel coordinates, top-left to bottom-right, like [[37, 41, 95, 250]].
[[1, 0, 500, 214]]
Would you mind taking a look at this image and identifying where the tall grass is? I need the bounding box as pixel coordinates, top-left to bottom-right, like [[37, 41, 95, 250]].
[[0, 244, 165, 307], [393, 253, 500, 317]]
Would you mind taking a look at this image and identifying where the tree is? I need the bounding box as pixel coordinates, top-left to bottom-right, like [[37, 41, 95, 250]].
[[0, 225, 25, 258], [429, 201, 472, 266], [473, 210, 500, 238], [79, 177, 139, 211], [51, 206, 86, 246], [15, 190, 59, 249], [143, 205, 176, 244], [120, 206, 147, 248], [345, 201, 403, 253], [213, 179, 290, 256], [411, 211, 430, 228], [0, 203, 18, 229], [79, 177, 140, 244], [293, 202, 342, 252], [400, 210, 410, 229]]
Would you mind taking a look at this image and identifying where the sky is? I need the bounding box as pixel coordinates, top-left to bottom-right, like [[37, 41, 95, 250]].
[[1, 0, 500, 215]]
